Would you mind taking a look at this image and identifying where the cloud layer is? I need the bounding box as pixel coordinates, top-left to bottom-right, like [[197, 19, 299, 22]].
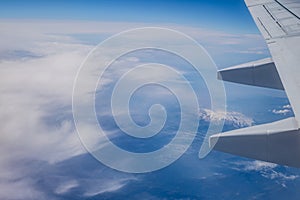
[[0, 19, 268, 199]]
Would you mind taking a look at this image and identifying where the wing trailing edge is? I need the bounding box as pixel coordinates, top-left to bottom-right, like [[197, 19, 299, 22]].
[[218, 58, 284, 90], [210, 117, 300, 168]]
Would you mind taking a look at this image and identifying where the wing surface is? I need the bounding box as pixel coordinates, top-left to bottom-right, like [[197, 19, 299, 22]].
[[209, 0, 300, 167]]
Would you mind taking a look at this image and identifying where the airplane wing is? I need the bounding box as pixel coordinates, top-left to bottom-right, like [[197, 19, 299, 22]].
[[210, 0, 300, 167]]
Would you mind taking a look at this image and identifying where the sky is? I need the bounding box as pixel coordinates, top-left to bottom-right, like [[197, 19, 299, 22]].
[[0, 0, 296, 199], [0, 0, 259, 33]]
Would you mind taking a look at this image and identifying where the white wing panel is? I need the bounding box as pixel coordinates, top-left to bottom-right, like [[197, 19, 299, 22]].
[[209, 1, 300, 168], [245, 0, 300, 123]]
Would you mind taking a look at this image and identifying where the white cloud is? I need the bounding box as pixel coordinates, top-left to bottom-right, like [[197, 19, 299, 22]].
[[83, 177, 137, 197], [174, 26, 268, 58], [54, 180, 79, 195], [199, 109, 254, 128], [0, 19, 268, 59], [125, 56, 140, 62], [242, 160, 277, 171], [0, 19, 267, 198], [272, 109, 291, 115], [0, 24, 94, 199], [0, 178, 48, 200], [262, 171, 298, 181], [272, 104, 292, 115], [283, 104, 292, 109], [0, 44, 91, 164], [233, 160, 298, 185]]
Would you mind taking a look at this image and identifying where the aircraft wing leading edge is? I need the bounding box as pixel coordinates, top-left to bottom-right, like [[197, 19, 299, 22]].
[[210, 0, 300, 168]]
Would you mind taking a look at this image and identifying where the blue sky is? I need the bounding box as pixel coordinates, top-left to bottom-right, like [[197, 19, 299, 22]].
[[0, 0, 259, 33]]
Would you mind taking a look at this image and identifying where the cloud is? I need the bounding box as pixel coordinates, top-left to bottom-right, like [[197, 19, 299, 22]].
[[272, 104, 292, 115], [0, 178, 48, 200], [199, 109, 254, 128], [242, 160, 277, 171], [0, 44, 91, 164], [0, 19, 268, 61], [173, 26, 268, 59], [262, 171, 298, 181], [54, 180, 79, 195], [0, 26, 94, 199], [272, 109, 291, 115], [0, 19, 267, 199], [233, 160, 298, 187], [283, 104, 292, 109], [83, 177, 137, 197]]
